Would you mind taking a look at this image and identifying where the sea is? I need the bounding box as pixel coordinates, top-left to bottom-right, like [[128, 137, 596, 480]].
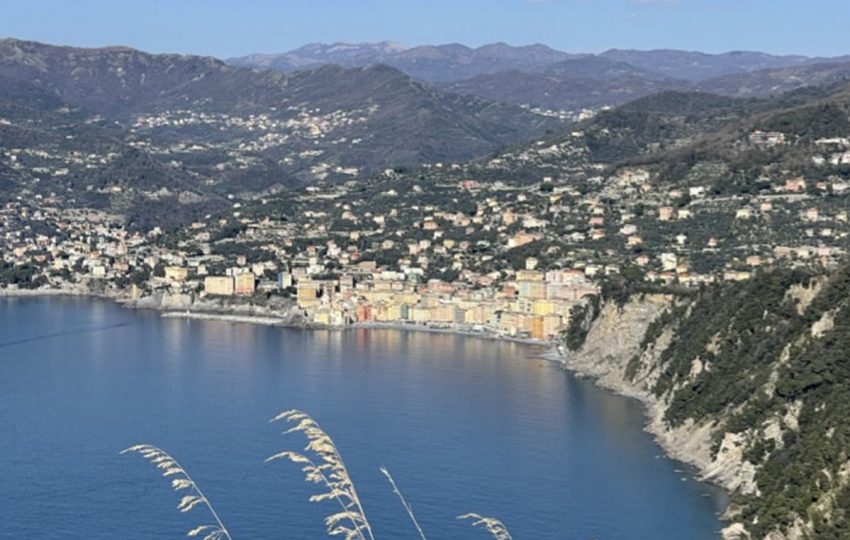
[[0, 297, 726, 539]]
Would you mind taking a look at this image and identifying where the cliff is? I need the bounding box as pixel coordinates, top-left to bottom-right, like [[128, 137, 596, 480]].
[[561, 265, 850, 540]]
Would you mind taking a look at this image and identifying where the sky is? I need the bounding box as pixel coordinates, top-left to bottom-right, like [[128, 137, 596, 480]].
[[1, 0, 849, 59]]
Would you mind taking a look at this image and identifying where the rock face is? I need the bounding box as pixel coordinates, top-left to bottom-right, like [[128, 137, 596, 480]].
[[562, 294, 670, 394], [560, 294, 770, 539], [562, 266, 850, 540]]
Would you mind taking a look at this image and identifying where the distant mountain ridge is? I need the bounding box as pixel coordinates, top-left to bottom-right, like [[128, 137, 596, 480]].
[[439, 55, 692, 111], [230, 41, 850, 111], [233, 41, 410, 72], [597, 49, 817, 81], [696, 60, 850, 97], [229, 41, 583, 82], [0, 38, 557, 165], [230, 41, 850, 83]]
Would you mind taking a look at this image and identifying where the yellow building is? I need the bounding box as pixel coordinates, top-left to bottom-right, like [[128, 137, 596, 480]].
[[386, 303, 408, 321], [234, 272, 256, 295], [372, 303, 391, 322], [553, 300, 574, 318], [464, 305, 492, 325], [373, 280, 393, 291], [531, 316, 546, 340], [362, 290, 393, 304], [396, 292, 421, 305], [204, 276, 234, 296], [513, 298, 533, 313], [297, 280, 321, 308], [499, 311, 521, 335], [430, 304, 457, 323], [543, 314, 564, 338], [516, 270, 544, 281], [313, 309, 332, 326], [516, 313, 536, 335], [419, 294, 441, 308], [658, 206, 675, 221], [532, 299, 556, 316]]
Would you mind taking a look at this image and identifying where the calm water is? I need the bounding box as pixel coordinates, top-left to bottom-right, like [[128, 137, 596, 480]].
[[0, 297, 725, 539]]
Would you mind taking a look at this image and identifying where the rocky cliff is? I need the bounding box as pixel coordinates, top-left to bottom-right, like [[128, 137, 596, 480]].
[[561, 265, 850, 539]]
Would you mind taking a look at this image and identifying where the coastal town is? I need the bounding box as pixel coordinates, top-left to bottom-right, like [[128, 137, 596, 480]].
[[6, 23, 850, 540], [3, 126, 850, 341]]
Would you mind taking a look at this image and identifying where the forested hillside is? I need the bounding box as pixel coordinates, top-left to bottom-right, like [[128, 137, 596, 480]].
[[566, 263, 850, 539]]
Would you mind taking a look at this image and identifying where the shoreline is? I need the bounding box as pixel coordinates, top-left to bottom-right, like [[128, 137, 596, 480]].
[[348, 321, 551, 347], [158, 305, 552, 347], [0, 287, 98, 297], [558, 297, 740, 537], [162, 311, 558, 352], [1, 287, 555, 349]]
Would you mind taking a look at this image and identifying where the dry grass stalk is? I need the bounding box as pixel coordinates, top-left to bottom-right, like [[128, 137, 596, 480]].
[[122, 414, 514, 540], [266, 409, 376, 540], [379, 466, 428, 540], [121, 444, 232, 540], [458, 513, 513, 540]]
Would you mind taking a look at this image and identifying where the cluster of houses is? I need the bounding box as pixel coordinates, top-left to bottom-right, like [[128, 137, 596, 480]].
[[279, 261, 598, 339], [4, 124, 850, 342]]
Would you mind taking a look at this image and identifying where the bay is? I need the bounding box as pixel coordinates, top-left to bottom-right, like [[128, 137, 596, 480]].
[[0, 297, 726, 539]]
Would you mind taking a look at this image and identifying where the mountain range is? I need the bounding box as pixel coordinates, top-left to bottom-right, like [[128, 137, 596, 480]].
[[232, 42, 850, 111], [0, 38, 559, 226], [230, 41, 850, 82], [229, 41, 582, 82]]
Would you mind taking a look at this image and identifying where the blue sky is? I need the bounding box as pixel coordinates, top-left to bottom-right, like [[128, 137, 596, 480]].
[[2, 0, 848, 59]]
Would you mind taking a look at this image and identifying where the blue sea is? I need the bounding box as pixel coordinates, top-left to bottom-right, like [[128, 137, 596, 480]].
[[0, 297, 725, 539]]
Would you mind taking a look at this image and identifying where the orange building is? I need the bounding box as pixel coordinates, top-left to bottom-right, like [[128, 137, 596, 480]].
[[356, 304, 373, 322]]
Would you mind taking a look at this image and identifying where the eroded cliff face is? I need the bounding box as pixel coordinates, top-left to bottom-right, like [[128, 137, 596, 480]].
[[562, 294, 670, 396], [560, 267, 850, 540], [560, 294, 760, 538]]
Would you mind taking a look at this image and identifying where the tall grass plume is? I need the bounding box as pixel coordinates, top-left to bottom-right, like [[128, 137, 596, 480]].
[[121, 444, 232, 540], [266, 409, 376, 540], [380, 466, 428, 540], [458, 513, 514, 540]]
